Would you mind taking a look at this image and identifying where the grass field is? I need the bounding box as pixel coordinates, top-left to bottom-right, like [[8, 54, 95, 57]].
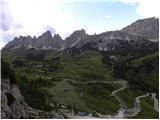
[[131, 51, 159, 67], [43, 80, 122, 114], [117, 88, 144, 108], [43, 80, 90, 112], [74, 82, 121, 114], [2, 48, 159, 118]]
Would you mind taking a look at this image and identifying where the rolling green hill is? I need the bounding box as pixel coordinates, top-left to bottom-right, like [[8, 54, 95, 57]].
[[1, 46, 159, 119]]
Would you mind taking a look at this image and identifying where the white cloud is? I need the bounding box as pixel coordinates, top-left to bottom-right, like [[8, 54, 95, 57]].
[[85, 27, 105, 35], [1, 0, 159, 48], [105, 15, 112, 19], [117, 0, 160, 18], [0, 31, 6, 49], [3, 0, 113, 43], [118, 0, 139, 4], [0, 42, 6, 49], [1, 0, 79, 43], [136, 0, 159, 18]]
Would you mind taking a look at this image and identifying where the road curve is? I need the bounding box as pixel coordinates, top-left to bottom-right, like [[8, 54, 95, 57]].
[[125, 93, 150, 117], [151, 93, 159, 112], [60, 79, 158, 119]]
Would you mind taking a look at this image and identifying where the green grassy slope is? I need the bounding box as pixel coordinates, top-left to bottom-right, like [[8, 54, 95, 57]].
[[133, 96, 159, 119], [43, 80, 89, 112], [1, 48, 159, 118], [74, 82, 121, 114], [117, 88, 144, 108]]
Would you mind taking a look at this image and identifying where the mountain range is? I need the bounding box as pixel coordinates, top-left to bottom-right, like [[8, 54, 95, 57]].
[[4, 17, 159, 50], [121, 17, 159, 42], [1, 17, 159, 119]]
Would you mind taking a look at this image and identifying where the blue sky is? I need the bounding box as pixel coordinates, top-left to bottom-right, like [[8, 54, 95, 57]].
[[0, 0, 159, 48], [62, 2, 140, 31]]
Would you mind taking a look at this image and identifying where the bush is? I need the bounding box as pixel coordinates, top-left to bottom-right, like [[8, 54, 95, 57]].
[[81, 72, 105, 81], [12, 59, 25, 67], [1, 59, 17, 84]]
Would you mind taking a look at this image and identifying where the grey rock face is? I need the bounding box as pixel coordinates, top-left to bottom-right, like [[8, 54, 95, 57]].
[[4, 31, 64, 50], [36, 31, 52, 48], [64, 29, 89, 48], [52, 34, 65, 50], [1, 79, 30, 119], [121, 17, 159, 42], [73, 31, 148, 50]]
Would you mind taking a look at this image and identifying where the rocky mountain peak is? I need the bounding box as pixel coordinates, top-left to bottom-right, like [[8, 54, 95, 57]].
[[69, 29, 86, 38], [3, 17, 159, 50], [53, 34, 62, 40], [43, 30, 52, 35], [38, 31, 52, 40], [121, 17, 159, 42], [72, 29, 86, 35], [64, 29, 87, 48], [51, 34, 64, 50]]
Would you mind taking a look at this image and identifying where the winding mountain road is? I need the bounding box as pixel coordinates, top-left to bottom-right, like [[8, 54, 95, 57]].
[[124, 93, 150, 117], [64, 78, 122, 84], [151, 93, 159, 112], [61, 79, 158, 119]]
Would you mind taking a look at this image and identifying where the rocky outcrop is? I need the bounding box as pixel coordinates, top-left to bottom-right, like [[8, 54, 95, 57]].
[[64, 29, 89, 48], [5, 31, 64, 50], [121, 17, 159, 42], [35, 31, 53, 48], [52, 34, 65, 50], [1, 78, 30, 118], [72, 30, 157, 53]]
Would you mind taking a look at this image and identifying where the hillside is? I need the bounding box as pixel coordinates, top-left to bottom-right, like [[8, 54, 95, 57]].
[[1, 17, 159, 119], [121, 17, 159, 42]]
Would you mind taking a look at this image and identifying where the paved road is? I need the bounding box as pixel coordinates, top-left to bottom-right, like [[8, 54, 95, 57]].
[[151, 93, 159, 112], [60, 79, 158, 119], [63, 79, 129, 118], [64, 78, 122, 84], [111, 81, 127, 96], [125, 93, 150, 117]]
